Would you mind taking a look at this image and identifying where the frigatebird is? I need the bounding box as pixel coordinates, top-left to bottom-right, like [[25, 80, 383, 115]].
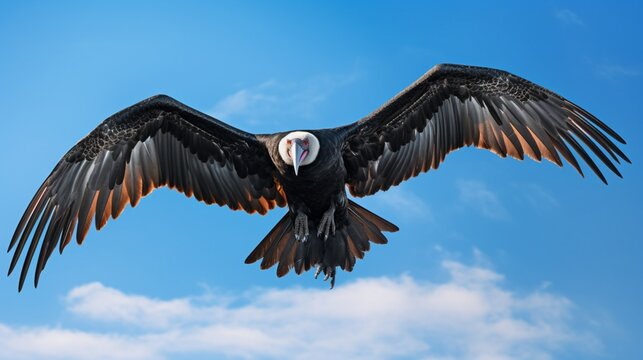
[[8, 64, 629, 290]]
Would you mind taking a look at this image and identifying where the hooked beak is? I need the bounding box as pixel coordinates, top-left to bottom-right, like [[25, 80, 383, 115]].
[[292, 140, 308, 176]]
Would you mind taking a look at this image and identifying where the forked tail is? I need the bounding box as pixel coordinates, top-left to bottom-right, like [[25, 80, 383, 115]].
[[244, 200, 398, 279]]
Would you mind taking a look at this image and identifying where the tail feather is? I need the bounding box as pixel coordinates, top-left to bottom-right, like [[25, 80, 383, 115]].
[[343, 232, 357, 271], [324, 229, 347, 269], [348, 200, 399, 233], [245, 200, 398, 278], [345, 220, 371, 255], [299, 232, 323, 274], [277, 236, 297, 277], [294, 241, 306, 274], [244, 213, 291, 267], [278, 223, 314, 277], [345, 233, 364, 260], [261, 225, 293, 270]]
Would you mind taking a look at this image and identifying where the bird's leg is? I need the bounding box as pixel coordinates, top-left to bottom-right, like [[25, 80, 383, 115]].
[[317, 200, 336, 240], [294, 211, 309, 242]]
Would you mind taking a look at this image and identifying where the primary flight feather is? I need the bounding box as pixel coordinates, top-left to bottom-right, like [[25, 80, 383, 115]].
[[8, 64, 629, 291]]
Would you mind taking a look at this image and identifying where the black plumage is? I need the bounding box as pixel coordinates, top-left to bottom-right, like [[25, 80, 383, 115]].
[[8, 64, 629, 290]]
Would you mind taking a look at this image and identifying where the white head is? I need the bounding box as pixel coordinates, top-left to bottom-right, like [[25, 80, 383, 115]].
[[278, 131, 320, 175]]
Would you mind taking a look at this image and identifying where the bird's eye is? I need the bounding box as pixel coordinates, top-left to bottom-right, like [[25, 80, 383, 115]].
[[303, 139, 309, 145], [287, 139, 292, 144]]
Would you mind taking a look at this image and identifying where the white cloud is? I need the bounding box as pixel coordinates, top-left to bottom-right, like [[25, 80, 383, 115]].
[[210, 71, 360, 126], [0, 325, 155, 360], [0, 260, 599, 360], [555, 9, 584, 26], [66, 282, 195, 329], [457, 180, 508, 220]]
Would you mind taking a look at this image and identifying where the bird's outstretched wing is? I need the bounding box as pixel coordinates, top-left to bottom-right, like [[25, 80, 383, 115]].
[[342, 64, 629, 197], [9, 95, 286, 290]]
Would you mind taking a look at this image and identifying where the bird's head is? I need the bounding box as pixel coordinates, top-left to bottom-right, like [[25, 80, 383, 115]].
[[278, 131, 320, 176]]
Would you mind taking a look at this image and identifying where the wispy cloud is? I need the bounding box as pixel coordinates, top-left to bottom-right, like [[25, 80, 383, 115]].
[[594, 63, 640, 79], [515, 183, 559, 212], [210, 70, 361, 127], [0, 260, 599, 360], [210, 80, 279, 121], [555, 9, 584, 26], [582, 57, 640, 80], [370, 187, 434, 221], [457, 180, 508, 220]]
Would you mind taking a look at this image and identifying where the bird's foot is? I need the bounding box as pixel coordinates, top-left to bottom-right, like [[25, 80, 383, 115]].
[[314, 264, 336, 289], [294, 211, 309, 242], [317, 205, 336, 240]]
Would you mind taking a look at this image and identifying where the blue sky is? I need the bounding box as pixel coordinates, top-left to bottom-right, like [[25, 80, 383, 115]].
[[0, 1, 641, 359]]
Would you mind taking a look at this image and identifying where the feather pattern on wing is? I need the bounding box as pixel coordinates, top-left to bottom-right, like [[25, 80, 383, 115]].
[[342, 64, 629, 196], [9, 95, 286, 290]]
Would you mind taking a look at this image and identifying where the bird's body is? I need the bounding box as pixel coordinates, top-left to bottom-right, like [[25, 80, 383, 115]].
[[253, 129, 397, 285], [8, 64, 629, 290], [263, 129, 347, 217]]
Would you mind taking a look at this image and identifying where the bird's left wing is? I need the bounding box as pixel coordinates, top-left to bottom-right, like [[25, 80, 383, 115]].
[[341, 64, 629, 197], [9, 95, 286, 290]]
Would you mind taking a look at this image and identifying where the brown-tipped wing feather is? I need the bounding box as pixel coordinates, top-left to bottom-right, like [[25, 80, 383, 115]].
[[342, 64, 629, 197], [9, 95, 286, 291]]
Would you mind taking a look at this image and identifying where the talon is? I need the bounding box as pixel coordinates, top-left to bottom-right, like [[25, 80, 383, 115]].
[[314, 265, 337, 289], [321, 267, 336, 289]]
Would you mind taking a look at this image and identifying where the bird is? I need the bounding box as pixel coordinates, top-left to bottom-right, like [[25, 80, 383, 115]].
[[8, 64, 629, 291]]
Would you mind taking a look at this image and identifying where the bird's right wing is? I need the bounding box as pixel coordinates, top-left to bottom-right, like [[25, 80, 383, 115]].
[[341, 64, 629, 197], [9, 95, 286, 290]]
